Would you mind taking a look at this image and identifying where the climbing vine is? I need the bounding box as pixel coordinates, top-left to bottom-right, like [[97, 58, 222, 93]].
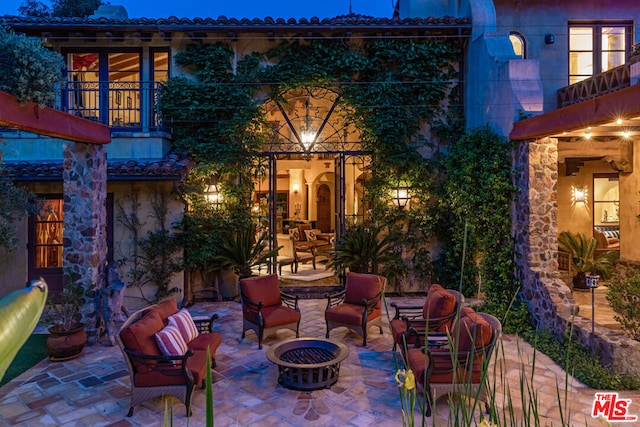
[[157, 35, 525, 314]]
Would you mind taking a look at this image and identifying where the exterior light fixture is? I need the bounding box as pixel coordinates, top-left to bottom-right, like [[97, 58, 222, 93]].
[[292, 183, 300, 194], [392, 182, 411, 210], [299, 98, 317, 152], [622, 131, 630, 139], [204, 180, 223, 209], [571, 185, 587, 204]]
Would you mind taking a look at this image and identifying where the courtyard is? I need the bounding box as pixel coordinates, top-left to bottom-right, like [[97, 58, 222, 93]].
[[0, 293, 636, 426]]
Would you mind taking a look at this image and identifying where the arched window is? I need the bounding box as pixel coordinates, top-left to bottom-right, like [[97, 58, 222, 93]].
[[509, 32, 526, 59]]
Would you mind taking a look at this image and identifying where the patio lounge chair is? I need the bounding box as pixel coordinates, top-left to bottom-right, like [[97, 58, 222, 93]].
[[389, 284, 464, 351], [324, 272, 386, 346], [402, 309, 501, 416], [240, 274, 301, 349]]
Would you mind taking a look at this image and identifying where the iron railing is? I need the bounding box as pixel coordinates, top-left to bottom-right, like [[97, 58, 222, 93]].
[[61, 80, 165, 131]]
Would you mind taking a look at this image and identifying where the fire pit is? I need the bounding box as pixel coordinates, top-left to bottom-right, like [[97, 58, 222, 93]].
[[266, 337, 349, 391]]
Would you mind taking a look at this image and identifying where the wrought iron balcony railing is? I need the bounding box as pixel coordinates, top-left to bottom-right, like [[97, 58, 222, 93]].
[[61, 80, 165, 131]]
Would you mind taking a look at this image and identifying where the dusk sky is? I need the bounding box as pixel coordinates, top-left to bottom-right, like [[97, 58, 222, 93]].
[[0, 0, 395, 19]]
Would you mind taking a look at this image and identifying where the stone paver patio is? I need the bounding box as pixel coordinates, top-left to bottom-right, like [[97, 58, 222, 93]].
[[0, 296, 638, 426]]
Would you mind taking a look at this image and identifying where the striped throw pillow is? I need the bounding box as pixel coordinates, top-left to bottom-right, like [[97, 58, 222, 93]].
[[168, 309, 199, 344], [155, 324, 188, 357]]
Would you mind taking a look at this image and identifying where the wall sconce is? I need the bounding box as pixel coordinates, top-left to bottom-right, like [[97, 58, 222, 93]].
[[544, 34, 555, 44], [292, 183, 300, 194], [571, 185, 587, 204], [204, 180, 224, 209], [391, 182, 411, 210]]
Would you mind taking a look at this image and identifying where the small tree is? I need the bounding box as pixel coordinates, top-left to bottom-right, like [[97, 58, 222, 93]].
[[0, 26, 64, 106], [50, 0, 102, 18], [18, 0, 51, 17]]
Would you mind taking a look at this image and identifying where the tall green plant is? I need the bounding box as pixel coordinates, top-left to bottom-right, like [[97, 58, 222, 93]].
[[430, 127, 519, 305], [212, 224, 279, 279], [328, 224, 399, 277], [558, 231, 618, 279]]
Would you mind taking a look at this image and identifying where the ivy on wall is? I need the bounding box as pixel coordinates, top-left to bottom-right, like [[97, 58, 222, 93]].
[[159, 35, 525, 319]]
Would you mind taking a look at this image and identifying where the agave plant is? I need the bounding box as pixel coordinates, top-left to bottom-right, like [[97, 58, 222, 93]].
[[558, 231, 618, 284], [328, 224, 399, 276], [212, 223, 279, 279]]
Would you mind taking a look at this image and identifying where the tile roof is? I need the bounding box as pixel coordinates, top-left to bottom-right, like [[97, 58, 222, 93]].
[[0, 14, 471, 31], [4, 152, 191, 181]]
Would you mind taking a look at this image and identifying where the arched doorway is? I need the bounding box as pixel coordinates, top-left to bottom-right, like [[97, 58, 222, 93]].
[[257, 87, 369, 270]]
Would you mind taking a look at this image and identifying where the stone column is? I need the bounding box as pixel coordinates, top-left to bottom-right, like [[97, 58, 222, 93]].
[[62, 142, 108, 342], [514, 137, 576, 333]]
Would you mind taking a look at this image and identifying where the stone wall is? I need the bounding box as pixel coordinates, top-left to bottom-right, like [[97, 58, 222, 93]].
[[62, 142, 108, 342], [514, 137, 640, 376]]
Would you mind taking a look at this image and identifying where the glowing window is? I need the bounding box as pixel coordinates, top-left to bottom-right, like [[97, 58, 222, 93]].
[[509, 32, 526, 59]]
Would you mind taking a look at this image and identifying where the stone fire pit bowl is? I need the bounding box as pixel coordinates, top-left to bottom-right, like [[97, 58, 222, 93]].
[[266, 337, 349, 391]]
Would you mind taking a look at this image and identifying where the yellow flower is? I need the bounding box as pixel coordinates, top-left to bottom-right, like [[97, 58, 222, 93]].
[[405, 370, 416, 391], [478, 420, 498, 427], [395, 369, 407, 387], [395, 369, 416, 391]]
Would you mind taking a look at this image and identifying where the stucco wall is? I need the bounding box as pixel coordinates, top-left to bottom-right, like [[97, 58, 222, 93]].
[[110, 181, 184, 311], [494, 0, 640, 114]]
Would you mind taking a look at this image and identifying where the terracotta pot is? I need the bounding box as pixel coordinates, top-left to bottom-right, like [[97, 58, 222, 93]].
[[46, 323, 87, 361]]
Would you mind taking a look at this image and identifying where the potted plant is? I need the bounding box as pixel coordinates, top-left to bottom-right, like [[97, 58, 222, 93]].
[[327, 224, 399, 277], [558, 231, 618, 290], [213, 223, 280, 297], [44, 269, 88, 361]]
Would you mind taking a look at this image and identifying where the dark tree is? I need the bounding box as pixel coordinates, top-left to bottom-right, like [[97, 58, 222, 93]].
[[18, 0, 51, 17]]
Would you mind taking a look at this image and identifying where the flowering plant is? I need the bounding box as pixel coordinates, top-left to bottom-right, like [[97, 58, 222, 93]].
[[631, 42, 640, 57], [395, 369, 416, 427]]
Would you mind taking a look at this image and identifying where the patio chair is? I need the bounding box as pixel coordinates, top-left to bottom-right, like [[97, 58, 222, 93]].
[[288, 228, 318, 267], [403, 309, 501, 416], [390, 284, 464, 351], [324, 272, 386, 346], [239, 274, 301, 349], [276, 234, 315, 274]]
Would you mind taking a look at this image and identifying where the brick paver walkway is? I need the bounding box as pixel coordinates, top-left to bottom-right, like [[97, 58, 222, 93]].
[[0, 297, 638, 426]]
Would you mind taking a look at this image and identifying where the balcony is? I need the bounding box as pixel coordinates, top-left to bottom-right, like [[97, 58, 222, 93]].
[[557, 56, 640, 108], [61, 80, 166, 132]]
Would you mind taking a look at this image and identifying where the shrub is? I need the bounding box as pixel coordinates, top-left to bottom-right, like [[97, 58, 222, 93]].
[[523, 329, 640, 390], [0, 26, 64, 106], [606, 270, 640, 340]]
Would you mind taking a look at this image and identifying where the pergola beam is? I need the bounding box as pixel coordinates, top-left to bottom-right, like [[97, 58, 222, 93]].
[[0, 91, 110, 145]]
